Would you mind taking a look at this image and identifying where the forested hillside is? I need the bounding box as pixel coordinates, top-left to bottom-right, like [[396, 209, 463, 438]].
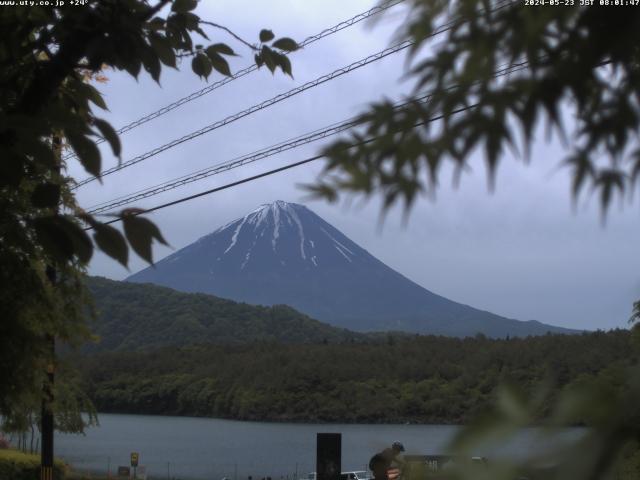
[[75, 329, 637, 424], [85, 276, 364, 351]]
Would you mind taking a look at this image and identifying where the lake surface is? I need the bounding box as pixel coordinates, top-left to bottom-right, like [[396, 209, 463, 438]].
[[55, 413, 581, 480]]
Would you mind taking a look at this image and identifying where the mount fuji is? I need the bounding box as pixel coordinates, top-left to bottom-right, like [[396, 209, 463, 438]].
[[127, 200, 574, 337]]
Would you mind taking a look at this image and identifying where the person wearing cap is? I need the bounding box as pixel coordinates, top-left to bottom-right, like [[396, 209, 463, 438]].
[[370, 442, 405, 480], [381, 442, 405, 470], [368, 453, 400, 480]]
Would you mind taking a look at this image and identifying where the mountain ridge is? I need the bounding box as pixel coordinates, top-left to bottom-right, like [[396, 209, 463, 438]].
[[85, 276, 366, 352], [127, 200, 576, 338]]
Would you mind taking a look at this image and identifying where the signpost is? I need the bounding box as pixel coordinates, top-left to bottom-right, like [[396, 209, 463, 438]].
[[131, 452, 139, 479], [136, 465, 147, 480], [117, 466, 131, 477]]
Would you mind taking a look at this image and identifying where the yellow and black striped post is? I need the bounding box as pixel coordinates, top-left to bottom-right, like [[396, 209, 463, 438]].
[[41, 134, 60, 480], [40, 465, 54, 480], [40, 339, 55, 480]]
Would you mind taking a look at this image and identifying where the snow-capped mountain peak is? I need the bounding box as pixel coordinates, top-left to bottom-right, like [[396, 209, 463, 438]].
[[209, 200, 357, 269], [127, 201, 574, 337]]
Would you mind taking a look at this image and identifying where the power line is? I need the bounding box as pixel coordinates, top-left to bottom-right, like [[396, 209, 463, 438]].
[[86, 60, 529, 214], [85, 117, 362, 214], [81, 2, 526, 229], [90, 87, 550, 230], [85, 93, 435, 214], [87, 51, 534, 226], [72, 39, 418, 189], [73, 18, 470, 191], [84, 108, 461, 230], [74, 0, 518, 189], [62, 0, 406, 162]]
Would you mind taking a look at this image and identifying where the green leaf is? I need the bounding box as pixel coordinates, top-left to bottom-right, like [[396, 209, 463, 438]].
[[23, 139, 56, 167], [65, 221, 94, 265], [259, 29, 275, 43], [205, 50, 231, 76], [123, 57, 142, 78], [497, 386, 529, 423], [93, 118, 121, 158], [254, 53, 264, 68], [31, 183, 61, 208], [121, 214, 169, 264], [34, 217, 73, 263], [629, 148, 640, 185], [191, 52, 212, 79], [179, 11, 199, 30], [272, 37, 299, 52], [564, 151, 594, 199], [71, 78, 108, 111], [206, 43, 237, 56], [33, 215, 93, 265], [272, 51, 292, 77], [93, 222, 128, 267], [260, 46, 276, 73], [148, 17, 166, 31], [149, 33, 177, 68], [0, 153, 25, 187], [83, 84, 108, 111], [139, 43, 162, 82], [172, 0, 198, 13], [194, 25, 209, 40], [65, 132, 101, 178], [596, 169, 625, 216]]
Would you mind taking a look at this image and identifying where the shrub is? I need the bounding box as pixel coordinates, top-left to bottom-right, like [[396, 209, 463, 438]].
[[0, 449, 67, 480]]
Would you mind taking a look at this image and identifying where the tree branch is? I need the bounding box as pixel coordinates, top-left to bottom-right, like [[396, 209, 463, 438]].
[[199, 21, 257, 51], [142, 0, 172, 21], [15, 0, 170, 116], [16, 33, 92, 115], [176, 51, 196, 59]]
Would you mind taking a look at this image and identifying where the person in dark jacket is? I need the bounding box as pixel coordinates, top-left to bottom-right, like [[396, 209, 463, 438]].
[[380, 442, 405, 471], [369, 454, 391, 480], [369, 441, 405, 480]]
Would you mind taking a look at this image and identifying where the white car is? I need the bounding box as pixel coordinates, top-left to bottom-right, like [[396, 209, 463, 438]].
[[301, 471, 371, 480], [341, 471, 371, 480]]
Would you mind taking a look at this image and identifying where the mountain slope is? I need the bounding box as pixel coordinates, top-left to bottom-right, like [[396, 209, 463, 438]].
[[85, 276, 364, 351], [127, 201, 575, 337]]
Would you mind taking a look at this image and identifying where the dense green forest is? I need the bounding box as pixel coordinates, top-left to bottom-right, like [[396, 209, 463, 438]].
[[85, 277, 365, 351], [73, 329, 638, 424]]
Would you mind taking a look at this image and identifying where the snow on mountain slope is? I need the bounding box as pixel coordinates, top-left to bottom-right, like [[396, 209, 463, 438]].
[[127, 201, 575, 337]]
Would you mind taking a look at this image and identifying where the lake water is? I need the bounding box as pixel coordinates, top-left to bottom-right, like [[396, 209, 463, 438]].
[[55, 413, 581, 480]]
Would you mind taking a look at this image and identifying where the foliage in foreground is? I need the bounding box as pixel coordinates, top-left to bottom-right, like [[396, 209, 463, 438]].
[[307, 3, 640, 475], [447, 329, 640, 480], [73, 329, 636, 424], [1, 361, 98, 452], [0, 449, 66, 480], [0, 0, 297, 417], [314, 0, 640, 217]]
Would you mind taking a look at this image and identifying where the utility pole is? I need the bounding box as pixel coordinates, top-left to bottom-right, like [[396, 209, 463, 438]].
[[40, 134, 61, 480], [40, 333, 55, 480]]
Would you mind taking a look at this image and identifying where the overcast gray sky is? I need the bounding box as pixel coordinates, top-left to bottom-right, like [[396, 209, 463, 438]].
[[72, 0, 640, 331]]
